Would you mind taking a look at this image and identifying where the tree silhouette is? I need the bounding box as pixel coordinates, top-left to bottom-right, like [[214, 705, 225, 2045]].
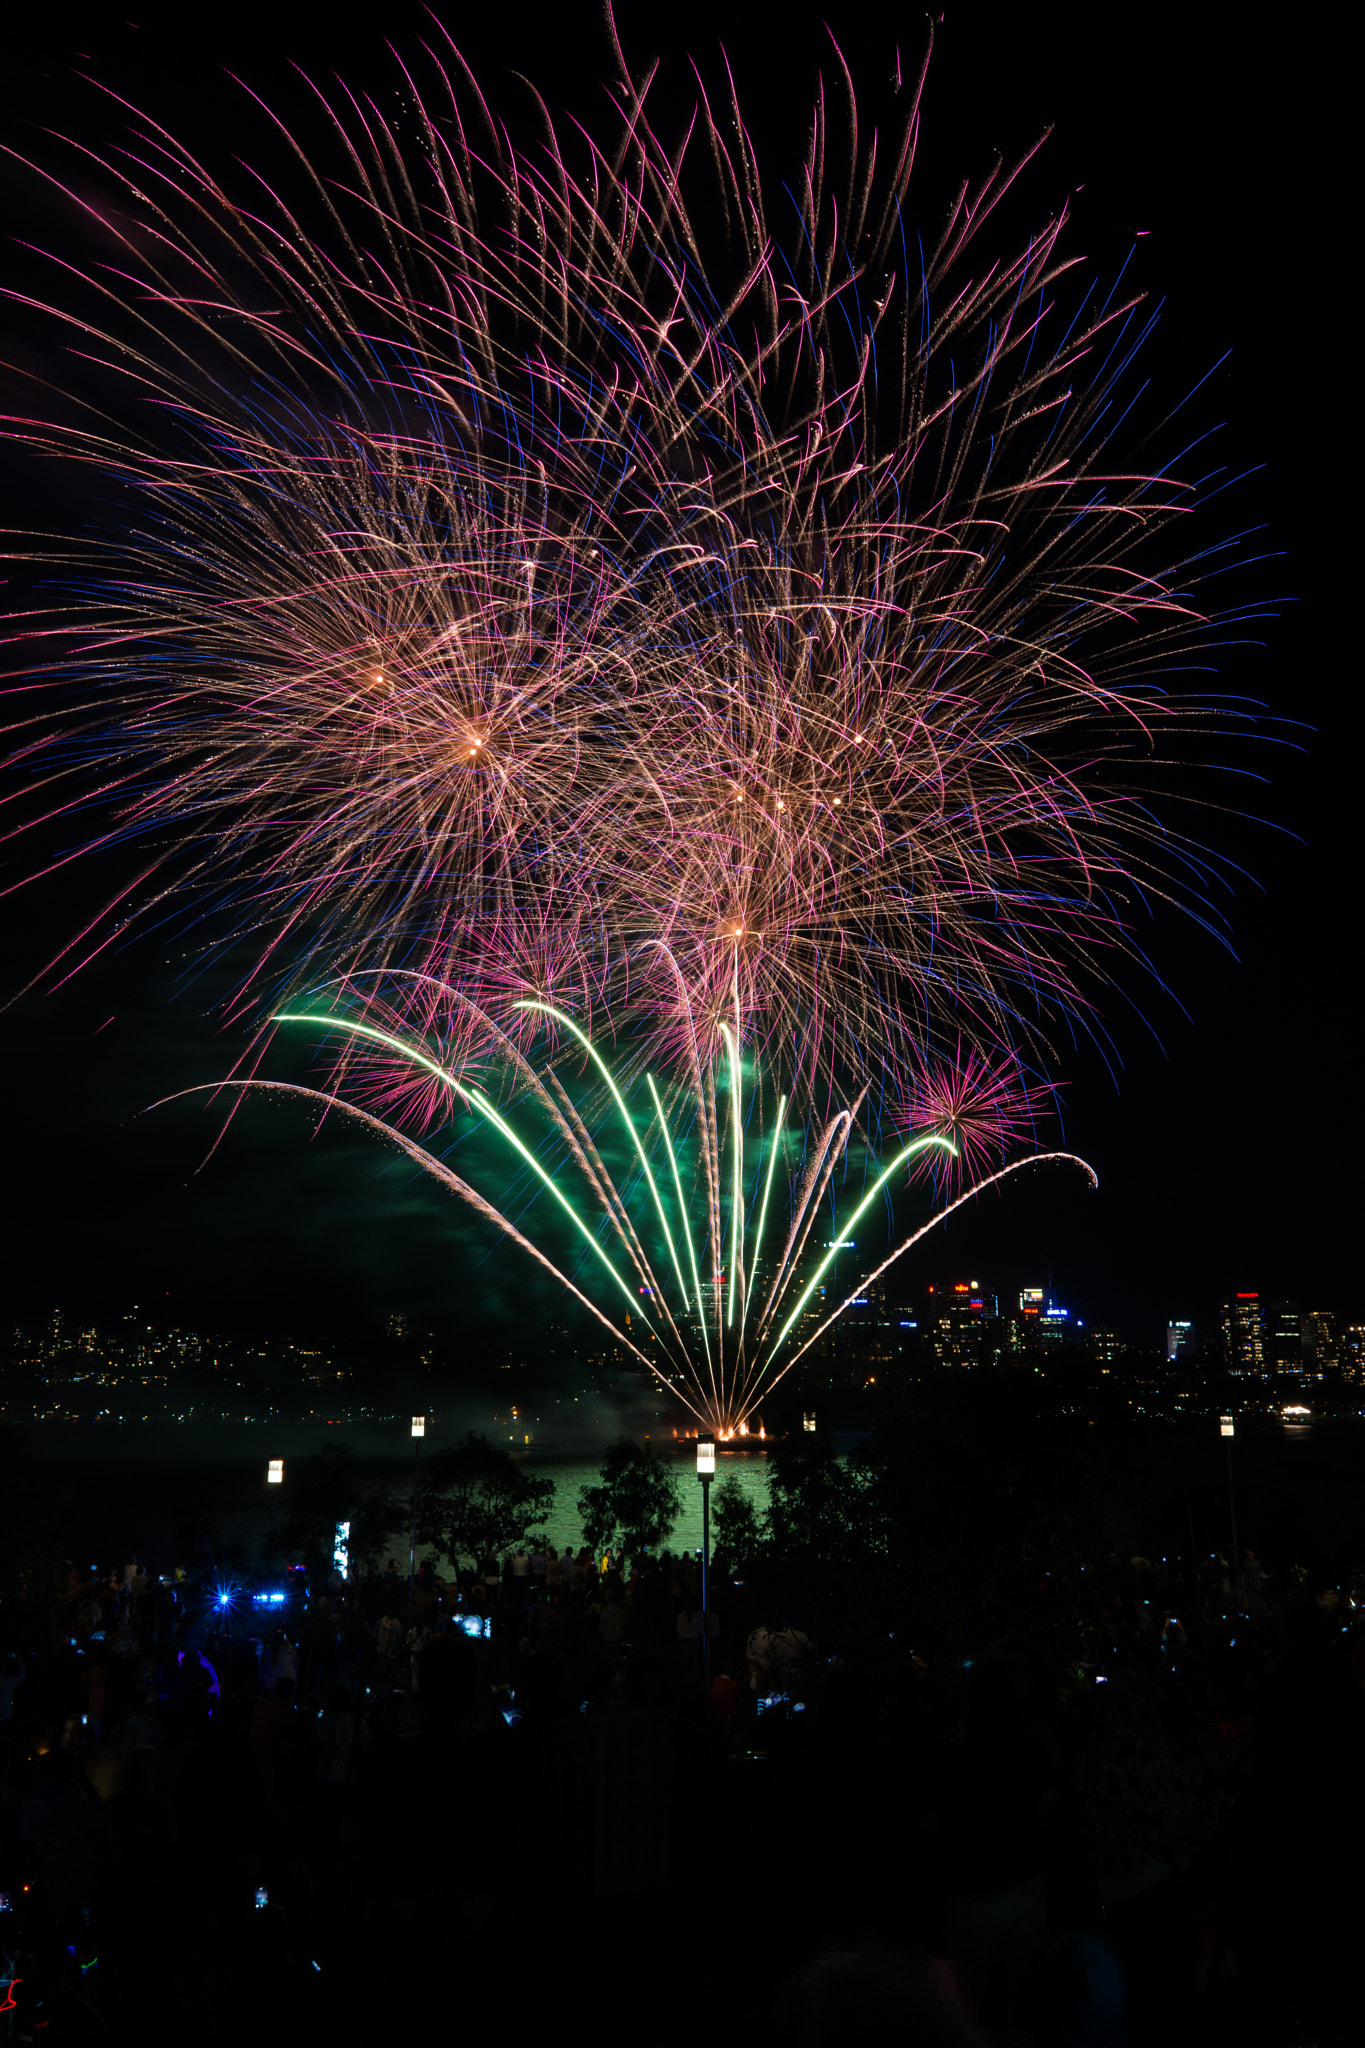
[[277, 1441, 401, 1576], [414, 1432, 555, 1568], [577, 1437, 682, 1557]]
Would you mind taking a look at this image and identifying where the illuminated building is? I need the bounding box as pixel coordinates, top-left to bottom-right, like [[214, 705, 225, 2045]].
[[1342, 1325, 1365, 1386], [1038, 1303, 1074, 1347], [1166, 1319, 1196, 1364], [928, 1280, 996, 1368], [1012, 1285, 1046, 1355], [1220, 1294, 1265, 1377], [1301, 1309, 1339, 1378], [1264, 1300, 1304, 1374]]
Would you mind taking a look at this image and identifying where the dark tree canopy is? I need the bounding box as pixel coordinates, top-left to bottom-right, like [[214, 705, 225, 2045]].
[[577, 1437, 682, 1557], [274, 1441, 401, 1576], [414, 1432, 555, 1569], [710, 1471, 765, 1576], [764, 1431, 895, 1573]]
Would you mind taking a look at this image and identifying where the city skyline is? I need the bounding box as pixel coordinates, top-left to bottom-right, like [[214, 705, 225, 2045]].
[[7, 1274, 1360, 1429]]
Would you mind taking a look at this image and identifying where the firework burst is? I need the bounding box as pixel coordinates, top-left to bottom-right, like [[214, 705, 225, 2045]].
[[3, 23, 1254, 1076], [1, 20, 1261, 1404], [159, 984, 1095, 1435]]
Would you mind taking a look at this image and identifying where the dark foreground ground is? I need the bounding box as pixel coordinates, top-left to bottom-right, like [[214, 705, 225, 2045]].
[[1, 1408, 1361, 2045]]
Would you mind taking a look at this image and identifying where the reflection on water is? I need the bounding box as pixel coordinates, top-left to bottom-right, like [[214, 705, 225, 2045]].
[[33, 1411, 1359, 1573], [524, 1453, 771, 1556], [22, 1422, 772, 1565]]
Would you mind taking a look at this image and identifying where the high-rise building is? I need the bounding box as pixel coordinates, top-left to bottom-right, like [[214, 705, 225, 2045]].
[[1038, 1299, 1074, 1348], [1220, 1294, 1265, 1377], [1341, 1325, 1365, 1387], [1166, 1319, 1196, 1364], [1264, 1301, 1304, 1374], [1019, 1284, 1075, 1349], [1301, 1309, 1339, 1376], [1014, 1285, 1044, 1353], [928, 1281, 995, 1367]]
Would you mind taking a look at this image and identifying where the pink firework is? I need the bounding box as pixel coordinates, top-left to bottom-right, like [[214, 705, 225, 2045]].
[[0, 20, 1257, 1119], [900, 1044, 1060, 1190], [0, 23, 1264, 1422]]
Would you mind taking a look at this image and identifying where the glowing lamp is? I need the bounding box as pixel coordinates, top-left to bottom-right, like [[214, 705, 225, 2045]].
[[696, 1436, 716, 1477], [411, 1415, 426, 1438], [1220, 1415, 1235, 1438], [267, 1458, 284, 1485], [802, 1412, 816, 1433]]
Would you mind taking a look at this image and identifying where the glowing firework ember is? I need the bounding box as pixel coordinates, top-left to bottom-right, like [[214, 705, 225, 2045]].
[[1, 22, 1259, 1414]]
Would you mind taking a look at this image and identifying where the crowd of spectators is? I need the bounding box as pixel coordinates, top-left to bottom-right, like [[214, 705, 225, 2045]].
[[0, 1530, 1361, 2044]]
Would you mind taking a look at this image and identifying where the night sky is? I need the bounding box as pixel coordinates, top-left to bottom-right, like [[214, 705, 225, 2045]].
[[0, 4, 1352, 1349]]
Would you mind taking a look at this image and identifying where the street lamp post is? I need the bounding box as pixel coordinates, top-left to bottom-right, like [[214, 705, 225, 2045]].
[[697, 1435, 715, 1694], [1219, 1415, 1242, 1608], [409, 1416, 426, 1605], [266, 1457, 283, 1542]]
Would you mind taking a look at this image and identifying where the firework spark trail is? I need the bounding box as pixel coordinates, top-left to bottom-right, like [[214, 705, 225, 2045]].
[[768, 1151, 1101, 1393], [2, 23, 1260, 1116], [266, 1000, 977, 1433], [155, 1076, 708, 1421], [0, 22, 1263, 1418], [757, 1095, 868, 1344]]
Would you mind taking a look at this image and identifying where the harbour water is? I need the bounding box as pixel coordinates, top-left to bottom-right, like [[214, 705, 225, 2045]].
[[20, 1420, 773, 1569], [17, 1409, 1363, 1582]]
